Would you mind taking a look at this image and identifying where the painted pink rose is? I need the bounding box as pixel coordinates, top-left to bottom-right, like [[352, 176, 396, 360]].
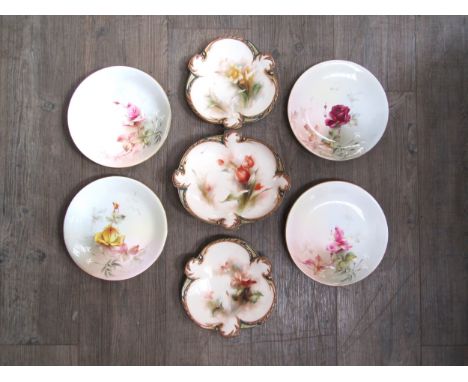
[[325, 105, 351, 128], [109, 243, 140, 256], [326, 226, 352, 254], [114, 101, 144, 125], [126, 103, 142, 121]]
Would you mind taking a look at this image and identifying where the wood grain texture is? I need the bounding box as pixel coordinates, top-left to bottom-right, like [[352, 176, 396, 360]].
[[0, 16, 81, 346], [335, 92, 420, 365], [167, 15, 249, 30], [334, 16, 420, 365], [422, 346, 468, 365], [0, 345, 78, 365], [416, 16, 468, 347], [0, 15, 466, 365], [248, 16, 337, 366]]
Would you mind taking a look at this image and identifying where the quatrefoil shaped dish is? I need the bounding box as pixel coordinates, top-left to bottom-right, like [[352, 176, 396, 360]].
[[186, 36, 279, 129], [182, 238, 276, 337], [173, 130, 290, 229]]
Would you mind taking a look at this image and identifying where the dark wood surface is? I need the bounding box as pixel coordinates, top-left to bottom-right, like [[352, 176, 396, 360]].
[[0, 16, 466, 365]]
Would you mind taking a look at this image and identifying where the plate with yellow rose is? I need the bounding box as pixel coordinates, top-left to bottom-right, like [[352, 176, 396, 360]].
[[63, 176, 167, 280]]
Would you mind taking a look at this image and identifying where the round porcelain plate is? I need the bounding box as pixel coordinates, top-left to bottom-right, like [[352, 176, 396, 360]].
[[285, 181, 388, 286], [63, 176, 168, 281], [182, 238, 276, 337], [288, 60, 389, 161], [68, 66, 171, 168]]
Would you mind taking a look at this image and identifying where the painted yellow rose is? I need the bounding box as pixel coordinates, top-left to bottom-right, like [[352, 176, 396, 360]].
[[226, 65, 243, 83], [94, 225, 125, 247]]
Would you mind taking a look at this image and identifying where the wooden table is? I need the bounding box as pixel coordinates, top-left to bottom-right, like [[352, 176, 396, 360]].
[[0, 16, 466, 365]]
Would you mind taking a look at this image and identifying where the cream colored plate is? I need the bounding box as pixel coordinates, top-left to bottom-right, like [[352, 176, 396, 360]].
[[63, 176, 167, 280]]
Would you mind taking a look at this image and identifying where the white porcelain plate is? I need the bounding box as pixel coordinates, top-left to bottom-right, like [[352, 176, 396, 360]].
[[288, 60, 389, 161], [286, 181, 388, 286], [186, 36, 279, 129], [63, 176, 168, 281], [173, 131, 290, 229], [182, 238, 276, 337], [68, 66, 171, 168]]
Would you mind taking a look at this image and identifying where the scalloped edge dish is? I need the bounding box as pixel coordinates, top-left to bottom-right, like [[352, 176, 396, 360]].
[[186, 36, 279, 129], [182, 238, 276, 337], [173, 130, 290, 229]]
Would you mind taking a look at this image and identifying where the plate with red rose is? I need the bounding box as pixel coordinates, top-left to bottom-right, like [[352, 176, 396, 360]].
[[173, 131, 290, 229], [288, 60, 389, 161]]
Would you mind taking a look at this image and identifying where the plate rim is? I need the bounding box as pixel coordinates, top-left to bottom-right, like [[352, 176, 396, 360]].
[[285, 180, 389, 286], [67, 65, 172, 168]]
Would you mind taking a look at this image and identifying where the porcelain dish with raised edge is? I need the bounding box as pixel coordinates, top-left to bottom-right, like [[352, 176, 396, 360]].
[[173, 130, 290, 229], [186, 36, 279, 129], [182, 238, 276, 337]]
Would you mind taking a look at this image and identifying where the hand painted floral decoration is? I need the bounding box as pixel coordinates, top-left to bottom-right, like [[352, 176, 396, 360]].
[[203, 260, 264, 317], [173, 131, 290, 229], [92, 202, 143, 277], [194, 154, 271, 213], [113, 101, 163, 157], [302, 226, 361, 282], [216, 154, 270, 212], [290, 103, 363, 160], [183, 239, 276, 337], [187, 38, 278, 128], [222, 63, 262, 107]]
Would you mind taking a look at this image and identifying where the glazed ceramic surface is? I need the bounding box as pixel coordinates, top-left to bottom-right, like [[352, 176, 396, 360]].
[[286, 181, 388, 286], [63, 176, 167, 281], [182, 238, 276, 337], [288, 60, 389, 161], [68, 66, 171, 168], [173, 131, 290, 229], [186, 37, 279, 129]]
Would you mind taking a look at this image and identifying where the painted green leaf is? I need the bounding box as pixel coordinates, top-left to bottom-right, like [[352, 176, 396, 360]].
[[251, 82, 262, 97], [249, 291, 263, 304]]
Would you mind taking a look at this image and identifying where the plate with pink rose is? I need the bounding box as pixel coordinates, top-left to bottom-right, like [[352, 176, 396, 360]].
[[285, 181, 388, 286], [288, 60, 388, 161], [68, 66, 171, 168]]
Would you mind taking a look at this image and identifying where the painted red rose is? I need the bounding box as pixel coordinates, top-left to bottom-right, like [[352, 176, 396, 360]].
[[235, 166, 250, 184], [242, 155, 255, 169], [231, 271, 257, 288], [325, 104, 351, 128]]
